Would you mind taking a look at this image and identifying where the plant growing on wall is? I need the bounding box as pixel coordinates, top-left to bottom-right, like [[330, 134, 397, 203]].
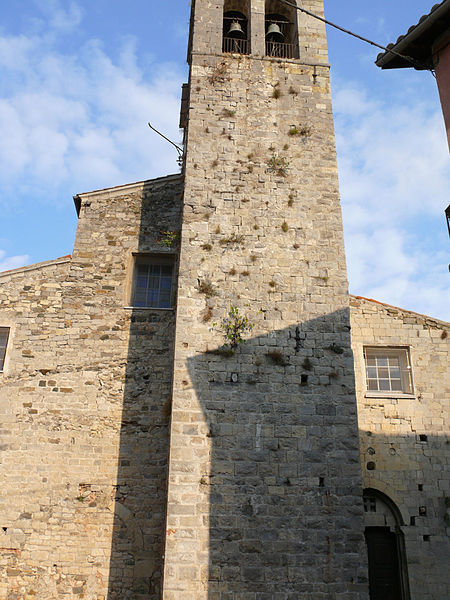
[[267, 155, 290, 177], [159, 230, 179, 248], [219, 233, 245, 246], [208, 61, 229, 84], [288, 124, 312, 137], [214, 306, 254, 350], [197, 279, 217, 298]]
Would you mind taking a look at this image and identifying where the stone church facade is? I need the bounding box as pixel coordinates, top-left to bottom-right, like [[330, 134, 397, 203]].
[[0, 1, 448, 599]]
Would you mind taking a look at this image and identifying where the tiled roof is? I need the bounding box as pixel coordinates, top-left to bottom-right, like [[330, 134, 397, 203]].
[[350, 295, 450, 327], [376, 0, 450, 69]]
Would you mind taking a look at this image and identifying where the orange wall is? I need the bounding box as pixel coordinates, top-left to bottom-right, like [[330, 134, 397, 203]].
[[435, 40, 450, 151]]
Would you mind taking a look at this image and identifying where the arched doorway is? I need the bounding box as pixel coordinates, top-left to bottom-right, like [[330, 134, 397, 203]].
[[363, 489, 410, 600]]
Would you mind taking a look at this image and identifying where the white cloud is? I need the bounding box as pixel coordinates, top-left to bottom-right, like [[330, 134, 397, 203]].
[[32, 0, 84, 34], [0, 9, 184, 204], [0, 250, 30, 273], [334, 82, 450, 322]]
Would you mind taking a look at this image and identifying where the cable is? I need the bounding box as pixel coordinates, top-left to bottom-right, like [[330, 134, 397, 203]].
[[148, 123, 184, 166], [278, 0, 435, 75]]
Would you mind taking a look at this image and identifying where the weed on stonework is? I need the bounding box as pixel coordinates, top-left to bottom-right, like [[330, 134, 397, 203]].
[[272, 86, 281, 99], [219, 233, 245, 246], [213, 305, 254, 350], [302, 357, 313, 371], [197, 279, 217, 298], [159, 230, 179, 248], [267, 350, 288, 366], [208, 62, 229, 84], [289, 124, 312, 138], [267, 155, 289, 177]]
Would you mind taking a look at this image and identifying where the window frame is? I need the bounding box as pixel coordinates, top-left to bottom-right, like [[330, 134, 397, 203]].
[[0, 327, 10, 372], [129, 254, 177, 310], [363, 346, 414, 398]]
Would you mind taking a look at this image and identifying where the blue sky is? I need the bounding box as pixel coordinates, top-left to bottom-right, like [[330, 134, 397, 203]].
[[0, 0, 449, 320]]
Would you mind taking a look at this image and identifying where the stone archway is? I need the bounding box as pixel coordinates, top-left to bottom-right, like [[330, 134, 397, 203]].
[[363, 488, 411, 600]]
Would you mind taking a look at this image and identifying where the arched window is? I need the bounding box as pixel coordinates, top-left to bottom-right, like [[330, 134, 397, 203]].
[[265, 0, 299, 59], [223, 1, 250, 55], [363, 489, 410, 600]]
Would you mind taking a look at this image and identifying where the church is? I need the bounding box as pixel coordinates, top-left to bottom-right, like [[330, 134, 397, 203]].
[[0, 1, 448, 599]]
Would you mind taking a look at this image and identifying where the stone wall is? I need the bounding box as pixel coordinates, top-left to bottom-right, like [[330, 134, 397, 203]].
[[163, 1, 369, 598], [0, 175, 182, 600], [350, 295, 450, 600]]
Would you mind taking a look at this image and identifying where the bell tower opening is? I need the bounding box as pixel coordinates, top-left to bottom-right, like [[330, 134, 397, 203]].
[[265, 0, 299, 59], [223, 1, 250, 55]]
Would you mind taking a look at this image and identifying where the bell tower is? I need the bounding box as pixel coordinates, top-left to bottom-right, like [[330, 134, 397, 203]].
[[164, 1, 369, 598]]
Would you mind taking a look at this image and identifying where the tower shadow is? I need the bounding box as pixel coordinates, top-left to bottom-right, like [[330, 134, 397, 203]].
[[185, 311, 370, 598]]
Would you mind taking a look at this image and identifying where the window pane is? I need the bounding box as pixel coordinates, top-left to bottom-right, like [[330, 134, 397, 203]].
[[0, 329, 10, 370], [367, 367, 377, 378], [147, 290, 159, 305], [390, 366, 401, 378], [391, 379, 403, 391], [379, 379, 390, 391], [136, 275, 148, 288], [160, 277, 172, 290], [159, 295, 171, 308], [134, 291, 146, 307], [364, 348, 413, 395], [133, 257, 174, 308], [148, 276, 159, 289]]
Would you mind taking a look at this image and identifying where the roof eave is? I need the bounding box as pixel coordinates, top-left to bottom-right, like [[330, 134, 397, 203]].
[[375, 1, 450, 70]]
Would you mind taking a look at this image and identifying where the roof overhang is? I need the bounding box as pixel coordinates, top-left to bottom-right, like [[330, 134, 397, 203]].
[[376, 0, 450, 70]]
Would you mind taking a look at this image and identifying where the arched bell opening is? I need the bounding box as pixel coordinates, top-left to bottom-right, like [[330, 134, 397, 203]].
[[265, 0, 299, 59], [223, 1, 250, 55], [363, 489, 411, 600]]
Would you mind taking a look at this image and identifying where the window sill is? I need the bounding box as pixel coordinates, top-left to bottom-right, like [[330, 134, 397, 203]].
[[364, 392, 416, 400], [124, 306, 175, 311]]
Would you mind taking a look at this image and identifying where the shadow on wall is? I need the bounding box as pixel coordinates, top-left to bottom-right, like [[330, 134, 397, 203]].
[[358, 429, 450, 600], [106, 180, 181, 600], [182, 310, 369, 597]]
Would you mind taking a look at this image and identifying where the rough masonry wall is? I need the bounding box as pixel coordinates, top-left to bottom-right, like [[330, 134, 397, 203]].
[[163, 1, 369, 598], [0, 175, 182, 600], [350, 296, 450, 600]]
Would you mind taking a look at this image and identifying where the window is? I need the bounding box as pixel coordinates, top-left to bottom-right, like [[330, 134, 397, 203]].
[[131, 256, 175, 309], [364, 495, 377, 513], [364, 347, 413, 395], [0, 328, 10, 371]]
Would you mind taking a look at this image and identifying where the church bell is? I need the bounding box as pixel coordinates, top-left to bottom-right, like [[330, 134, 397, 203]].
[[228, 20, 245, 39], [266, 22, 284, 43]]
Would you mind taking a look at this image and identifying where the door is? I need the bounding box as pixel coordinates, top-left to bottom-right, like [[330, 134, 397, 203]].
[[365, 527, 403, 600]]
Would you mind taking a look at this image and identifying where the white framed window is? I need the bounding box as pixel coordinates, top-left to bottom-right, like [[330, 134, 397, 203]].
[[131, 255, 175, 309], [363, 347, 413, 395], [0, 328, 10, 371]]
